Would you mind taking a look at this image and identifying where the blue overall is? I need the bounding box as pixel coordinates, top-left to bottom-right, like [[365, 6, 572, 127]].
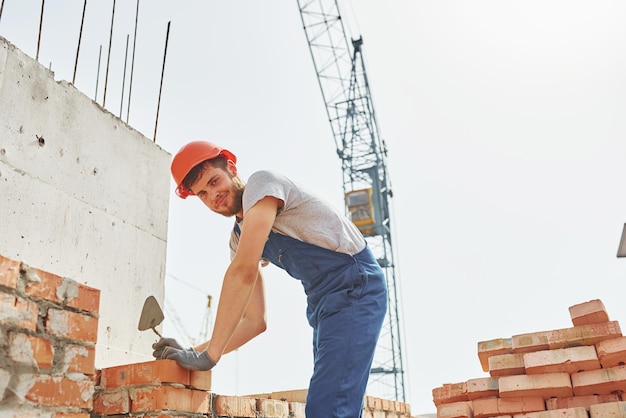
[[247, 226, 388, 418]]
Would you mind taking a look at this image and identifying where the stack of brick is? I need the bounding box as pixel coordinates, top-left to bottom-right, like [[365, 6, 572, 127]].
[[93, 362, 413, 417], [432, 299, 626, 418], [0, 254, 100, 417]]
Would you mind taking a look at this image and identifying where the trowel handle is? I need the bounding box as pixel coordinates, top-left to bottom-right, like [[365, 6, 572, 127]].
[[151, 327, 163, 338]]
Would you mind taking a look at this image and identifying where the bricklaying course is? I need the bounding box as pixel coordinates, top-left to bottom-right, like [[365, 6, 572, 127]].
[[4, 252, 626, 417]]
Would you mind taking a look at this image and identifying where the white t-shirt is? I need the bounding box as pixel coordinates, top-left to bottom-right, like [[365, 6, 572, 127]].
[[229, 170, 365, 261]]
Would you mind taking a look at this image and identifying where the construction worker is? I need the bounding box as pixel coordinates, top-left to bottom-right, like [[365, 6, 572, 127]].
[[153, 140, 388, 417]]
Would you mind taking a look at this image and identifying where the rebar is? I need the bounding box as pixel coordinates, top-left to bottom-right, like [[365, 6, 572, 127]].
[[153, 21, 170, 143], [126, 0, 140, 123], [36, 0, 45, 62], [72, 0, 87, 85], [120, 33, 129, 117], [102, 0, 116, 107]]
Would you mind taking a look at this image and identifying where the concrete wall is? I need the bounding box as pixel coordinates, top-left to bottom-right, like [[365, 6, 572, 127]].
[[0, 36, 170, 368]]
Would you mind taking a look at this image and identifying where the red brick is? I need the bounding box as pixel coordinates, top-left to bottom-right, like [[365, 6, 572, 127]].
[[53, 413, 92, 418], [269, 388, 308, 403], [100, 359, 193, 389], [523, 345, 600, 375], [0, 293, 38, 331], [478, 338, 513, 372], [432, 382, 468, 406], [569, 299, 609, 326], [130, 385, 210, 413], [45, 308, 98, 342], [0, 255, 21, 289], [23, 266, 100, 314], [8, 331, 54, 369], [548, 321, 622, 350], [596, 336, 626, 368], [499, 372, 572, 399], [190, 368, 212, 391], [571, 364, 626, 396], [213, 395, 257, 417], [63, 343, 96, 375], [92, 388, 130, 415], [16, 373, 94, 408], [289, 401, 306, 418], [472, 396, 545, 417], [589, 401, 626, 417], [489, 353, 526, 376], [436, 401, 472, 417], [256, 398, 290, 417], [512, 331, 550, 353], [546, 394, 619, 411], [467, 376, 499, 400], [515, 407, 588, 417]]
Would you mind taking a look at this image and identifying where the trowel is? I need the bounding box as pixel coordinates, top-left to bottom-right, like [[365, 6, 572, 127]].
[[138, 295, 164, 338]]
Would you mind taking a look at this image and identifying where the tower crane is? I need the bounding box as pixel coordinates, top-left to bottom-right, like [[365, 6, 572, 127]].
[[297, 0, 406, 402]]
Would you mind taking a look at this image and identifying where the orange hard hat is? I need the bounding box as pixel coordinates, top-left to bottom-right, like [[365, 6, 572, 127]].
[[171, 141, 237, 199]]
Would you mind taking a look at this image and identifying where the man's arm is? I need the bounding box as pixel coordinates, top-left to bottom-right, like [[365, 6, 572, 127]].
[[204, 196, 279, 363], [193, 268, 266, 354]]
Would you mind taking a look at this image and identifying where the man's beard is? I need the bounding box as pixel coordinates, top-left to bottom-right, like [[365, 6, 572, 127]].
[[221, 183, 244, 217]]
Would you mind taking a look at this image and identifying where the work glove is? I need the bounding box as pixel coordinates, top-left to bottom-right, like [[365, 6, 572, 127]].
[[152, 337, 190, 359], [160, 346, 217, 371]]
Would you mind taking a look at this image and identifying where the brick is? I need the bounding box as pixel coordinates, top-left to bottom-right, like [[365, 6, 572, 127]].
[[499, 372, 573, 399], [100, 359, 198, 389], [571, 364, 626, 396], [472, 396, 545, 417], [362, 409, 386, 418], [523, 345, 600, 375], [290, 401, 306, 418], [8, 331, 54, 369], [0, 293, 38, 331], [269, 388, 308, 403], [467, 376, 499, 400], [256, 398, 290, 417], [214, 395, 257, 417], [589, 400, 626, 417], [13, 373, 94, 409], [436, 401, 472, 418], [63, 343, 96, 375], [548, 321, 622, 350], [53, 414, 91, 418], [513, 407, 588, 418], [596, 336, 626, 368], [130, 385, 210, 413], [190, 368, 212, 391], [546, 394, 619, 411], [365, 396, 384, 410], [45, 308, 98, 343], [489, 353, 526, 376], [0, 255, 21, 289], [569, 299, 609, 326], [478, 338, 513, 372], [23, 265, 100, 314], [432, 382, 468, 406], [92, 388, 130, 415], [512, 331, 550, 353]]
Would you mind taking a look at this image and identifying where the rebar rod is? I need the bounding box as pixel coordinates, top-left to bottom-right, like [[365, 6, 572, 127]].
[[95, 44, 102, 100], [120, 33, 129, 117], [36, 0, 45, 62], [102, 0, 116, 107], [153, 21, 170, 143], [0, 0, 6, 24], [126, 0, 140, 123], [72, 0, 87, 84]]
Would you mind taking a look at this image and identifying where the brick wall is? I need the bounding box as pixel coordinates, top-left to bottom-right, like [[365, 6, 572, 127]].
[[0, 253, 413, 417], [0, 254, 100, 417], [432, 299, 626, 418]]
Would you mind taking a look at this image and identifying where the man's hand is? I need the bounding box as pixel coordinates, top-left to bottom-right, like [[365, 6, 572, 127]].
[[152, 337, 188, 358], [161, 347, 217, 371]]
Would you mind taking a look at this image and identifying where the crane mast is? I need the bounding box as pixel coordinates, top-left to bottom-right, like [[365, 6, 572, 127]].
[[297, 0, 406, 401]]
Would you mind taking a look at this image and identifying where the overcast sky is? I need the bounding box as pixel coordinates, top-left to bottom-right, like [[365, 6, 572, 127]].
[[2, 1, 626, 414]]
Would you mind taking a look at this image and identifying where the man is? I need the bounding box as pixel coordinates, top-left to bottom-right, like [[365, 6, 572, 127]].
[[154, 140, 387, 417]]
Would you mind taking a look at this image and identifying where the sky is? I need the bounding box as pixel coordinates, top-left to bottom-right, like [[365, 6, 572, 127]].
[[2, 1, 626, 414]]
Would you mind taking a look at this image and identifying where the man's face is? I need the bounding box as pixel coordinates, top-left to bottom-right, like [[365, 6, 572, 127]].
[[189, 161, 244, 217]]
